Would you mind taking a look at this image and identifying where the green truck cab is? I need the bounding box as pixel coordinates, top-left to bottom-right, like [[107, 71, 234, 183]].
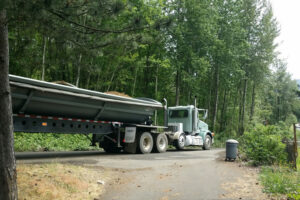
[[167, 105, 214, 150]]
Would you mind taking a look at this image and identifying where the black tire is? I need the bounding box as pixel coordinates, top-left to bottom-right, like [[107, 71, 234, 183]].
[[202, 135, 212, 150], [137, 132, 153, 154], [175, 133, 185, 150], [100, 137, 121, 153], [152, 133, 168, 153]]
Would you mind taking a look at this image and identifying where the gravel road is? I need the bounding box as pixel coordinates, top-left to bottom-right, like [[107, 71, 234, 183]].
[[16, 149, 269, 200]]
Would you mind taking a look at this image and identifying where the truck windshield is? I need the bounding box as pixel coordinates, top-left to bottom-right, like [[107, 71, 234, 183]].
[[169, 110, 188, 118]]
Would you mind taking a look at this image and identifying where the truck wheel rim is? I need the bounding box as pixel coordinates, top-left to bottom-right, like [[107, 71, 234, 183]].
[[158, 137, 166, 150], [142, 137, 151, 151], [205, 137, 211, 147], [179, 135, 185, 147]]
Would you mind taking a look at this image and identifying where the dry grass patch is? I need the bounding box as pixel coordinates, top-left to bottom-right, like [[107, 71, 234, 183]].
[[17, 163, 113, 200]]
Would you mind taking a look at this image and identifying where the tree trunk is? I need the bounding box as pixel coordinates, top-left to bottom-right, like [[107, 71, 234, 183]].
[[239, 78, 248, 135], [95, 69, 101, 91], [0, 9, 18, 200], [207, 68, 214, 121], [154, 65, 159, 125], [230, 86, 239, 132], [250, 83, 256, 121], [75, 53, 82, 87], [75, 15, 86, 87], [131, 66, 138, 97], [144, 50, 150, 92], [155, 65, 158, 99], [86, 68, 91, 89], [212, 65, 219, 132], [41, 36, 48, 81], [277, 95, 280, 121], [106, 66, 118, 92], [175, 69, 180, 106], [85, 59, 93, 89], [220, 89, 227, 132]]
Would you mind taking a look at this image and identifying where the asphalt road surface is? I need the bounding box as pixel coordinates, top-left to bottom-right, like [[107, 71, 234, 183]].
[[16, 149, 268, 200]]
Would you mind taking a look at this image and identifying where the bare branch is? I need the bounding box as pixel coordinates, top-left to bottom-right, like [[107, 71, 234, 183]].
[[47, 9, 150, 34]]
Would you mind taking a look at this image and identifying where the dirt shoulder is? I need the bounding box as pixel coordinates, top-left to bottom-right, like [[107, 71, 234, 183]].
[[17, 163, 117, 200], [216, 151, 270, 200]]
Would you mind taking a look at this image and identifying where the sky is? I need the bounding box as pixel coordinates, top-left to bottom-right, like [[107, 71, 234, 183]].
[[270, 0, 300, 80]]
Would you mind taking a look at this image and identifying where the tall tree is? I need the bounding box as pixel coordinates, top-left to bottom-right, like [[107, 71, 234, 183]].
[[0, 2, 18, 199]]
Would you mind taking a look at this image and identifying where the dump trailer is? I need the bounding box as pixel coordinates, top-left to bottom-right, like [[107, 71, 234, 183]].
[[10, 75, 213, 154]]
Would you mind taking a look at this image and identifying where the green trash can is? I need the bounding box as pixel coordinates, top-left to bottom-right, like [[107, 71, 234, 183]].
[[225, 139, 239, 161]]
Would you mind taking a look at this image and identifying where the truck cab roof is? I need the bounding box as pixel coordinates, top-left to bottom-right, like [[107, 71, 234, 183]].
[[168, 105, 195, 110]]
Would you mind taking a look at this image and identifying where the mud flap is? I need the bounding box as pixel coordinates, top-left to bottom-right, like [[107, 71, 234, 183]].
[[124, 142, 137, 154]]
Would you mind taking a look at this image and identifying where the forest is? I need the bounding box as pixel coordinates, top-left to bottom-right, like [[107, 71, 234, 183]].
[[1, 1, 300, 199], [6, 0, 300, 135]]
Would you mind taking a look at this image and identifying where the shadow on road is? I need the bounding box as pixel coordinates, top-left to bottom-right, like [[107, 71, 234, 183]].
[[16, 148, 223, 161], [16, 150, 107, 160]]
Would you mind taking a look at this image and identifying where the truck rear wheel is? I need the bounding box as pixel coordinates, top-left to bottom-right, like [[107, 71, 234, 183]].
[[175, 133, 185, 150], [137, 132, 153, 154], [152, 133, 168, 153]]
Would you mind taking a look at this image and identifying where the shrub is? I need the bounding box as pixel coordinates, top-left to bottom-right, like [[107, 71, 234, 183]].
[[239, 124, 287, 166], [14, 132, 100, 152]]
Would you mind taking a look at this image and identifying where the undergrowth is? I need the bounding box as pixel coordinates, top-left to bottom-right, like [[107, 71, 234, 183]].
[[14, 133, 100, 152], [213, 130, 238, 148], [259, 149, 300, 199], [236, 123, 299, 199]]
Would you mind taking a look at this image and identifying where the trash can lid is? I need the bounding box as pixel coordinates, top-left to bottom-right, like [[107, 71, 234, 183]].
[[226, 139, 239, 144]]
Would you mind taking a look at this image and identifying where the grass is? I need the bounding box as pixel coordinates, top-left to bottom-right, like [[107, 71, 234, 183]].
[[17, 163, 113, 200], [14, 132, 100, 152], [259, 149, 300, 199]]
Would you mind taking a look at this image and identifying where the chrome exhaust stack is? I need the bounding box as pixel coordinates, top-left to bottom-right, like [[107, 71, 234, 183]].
[[163, 98, 168, 127], [193, 96, 197, 134]]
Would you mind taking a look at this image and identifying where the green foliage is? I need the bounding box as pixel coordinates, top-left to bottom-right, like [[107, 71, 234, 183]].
[[239, 124, 288, 166], [292, 100, 300, 121], [6, 0, 298, 137], [213, 130, 238, 148], [14, 133, 99, 152], [262, 60, 299, 125], [260, 166, 299, 195], [259, 150, 300, 198], [285, 114, 298, 126]]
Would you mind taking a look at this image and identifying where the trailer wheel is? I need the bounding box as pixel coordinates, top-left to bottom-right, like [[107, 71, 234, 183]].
[[137, 132, 153, 154], [152, 133, 168, 153], [202, 135, 211, 150], [175, 133, 185, 150]]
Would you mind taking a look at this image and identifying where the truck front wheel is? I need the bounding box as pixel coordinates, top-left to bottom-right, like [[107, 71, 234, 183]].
[[153, 133, 168, 153], [138, 132, 153, 154], [175, 133, 185, 150], [202, 135, 212, 150]]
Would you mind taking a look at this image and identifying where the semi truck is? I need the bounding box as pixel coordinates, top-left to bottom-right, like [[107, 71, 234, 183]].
[[10, 74, 214, 154]]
